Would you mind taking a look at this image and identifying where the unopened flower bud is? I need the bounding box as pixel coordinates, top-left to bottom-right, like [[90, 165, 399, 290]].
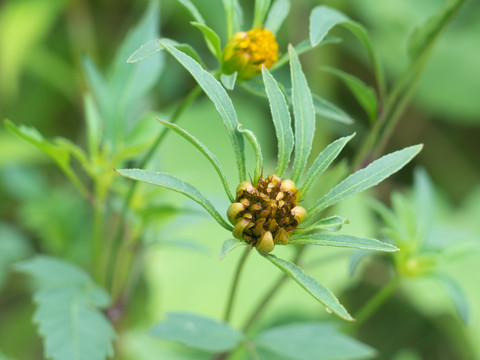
[[236, 181, 255, 195], [233, 218, 252, 239], [227, 202, 245, 224], [274, 228, 290, 245], [280, 179, 298, 195], [256, 231, 274, 254], [291, 206, 307, 224]]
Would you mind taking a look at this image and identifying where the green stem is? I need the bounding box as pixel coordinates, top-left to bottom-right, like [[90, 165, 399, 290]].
[[349, 277, 400, 330], [106, 85, 202, 296], [241, 246, 306, 332], [224, 247, 252, 323]]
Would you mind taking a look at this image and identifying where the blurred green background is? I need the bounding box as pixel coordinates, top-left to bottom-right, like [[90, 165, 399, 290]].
[[1, 0, 479, 359]]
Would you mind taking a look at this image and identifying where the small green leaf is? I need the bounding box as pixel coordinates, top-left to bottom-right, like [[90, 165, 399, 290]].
[[253, 0, 271, 28], [272, 37, 341, 71], [299, 134, 354, 198], [176, 0, 206, 24], [150, 312, 244, 353], [116, 169, 233, 231], [263, 254, 353, 321], [313, 94, 354, 124], [437, 273, 470, 324], [191, 22, 222, 60], [16, 256, 115, 360], [294, 215, 349, 233], [223, 0, 243, 39], [289, 234, 399, 252], [307, 144, 423, 219], [126, 39, 162, 63], [265, 0, 290, 34], [413, 167, 434, 244], [310, 5, 385, 97], [254, 322, 375, 360], [157, 118, 234, 202], [83, 93, 102, 159], [323, 67, 378, 122], [160, 41, 246, 182], [408, 0, 466, 61], [348, 250, 373, 276], [219, 239, 247, 260], [289, 45, 315, 184], [262, 67, 294, 177], [221, 72, 238, 90], [237, 124, 263, 186]]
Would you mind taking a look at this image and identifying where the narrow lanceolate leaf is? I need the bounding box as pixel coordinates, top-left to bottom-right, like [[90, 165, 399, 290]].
[[289, 234, 399, 252], [221, 72, 238, 91], [219, 239, 247, 260], [175, 0, 206, 24], [263, 254, 353, 321], [223, 0, 243, 39], [254, 323, 375, 360], [160, 41, 246, 181], [191, 22, 222, 60], [157, 118, 234, 202], [323, 67, 378, 122], [265, 0, 290, 34], [307, 144, 423, 219], [294, 215, 349, 234], [116, 169, 233, 231], [237, 124, 263, 186], [310, 6, 385, 97], [289, 45, 315, 184], [150, 312, 244, 353], [15, 256, 115, 360], [253, 0, 272, 28], [299, 134, 354, 198], [262, 67, 294, 177], [437, 273, 470, 324], [313, 94, 354, 124]]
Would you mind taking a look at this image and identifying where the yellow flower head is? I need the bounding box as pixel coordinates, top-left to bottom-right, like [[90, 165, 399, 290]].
[[222, 27, 279, 80]]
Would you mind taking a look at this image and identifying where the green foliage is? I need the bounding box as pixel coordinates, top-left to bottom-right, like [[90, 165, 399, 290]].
[[263, 254, 354, 321], [219, 239, 247, 260], [264, 0, 290, 34], [0, 224, 31, 290], [150, 312, 243, 353], [15, 256, 115, 360], [289, 233, 398, 252], [254, 323, 375, 360]]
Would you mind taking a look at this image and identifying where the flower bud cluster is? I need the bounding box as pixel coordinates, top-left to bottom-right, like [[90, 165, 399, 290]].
[[222, 27, 279, 80], [227, 175, 306, 254]]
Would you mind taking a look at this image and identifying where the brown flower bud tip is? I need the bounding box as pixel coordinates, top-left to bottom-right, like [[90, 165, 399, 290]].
[[291, 206, 307, 224], [227, 202, 246, 224], [233, 218, 252, 239], [256, 231, 274, 254], [280, 179, 298, 194], [236, 181, 255, 195], [274, 228, 290, 245]]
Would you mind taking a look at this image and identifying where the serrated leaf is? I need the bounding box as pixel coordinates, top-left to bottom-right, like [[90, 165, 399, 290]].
[[253, 0, 271, 28], [159, 41, 245, 181], [313, 94, 354, 124], [289, 45, 315, 184], [323, 67, 378, 122], [254, 322, 375, 360], [299, 134, 354, 198], [437, 273, 470, 324], [265, 0, 290, 34], [307, 144, 423, 219], [295, 215, 349, 233], [289, 234, 398, 252], [191, 22, 222, 60], [176, 0, 205, 24], [262, 67, 294, 177], [116, 169, 232, 231], [219, 239, 247, 260], [157, 118, 234, 202], [150, 312, 244, 353], [310, 5, 385, 97], [263, 254, 353, 321], [221, 72, 238, 90], [16, 256, 115, 360]]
